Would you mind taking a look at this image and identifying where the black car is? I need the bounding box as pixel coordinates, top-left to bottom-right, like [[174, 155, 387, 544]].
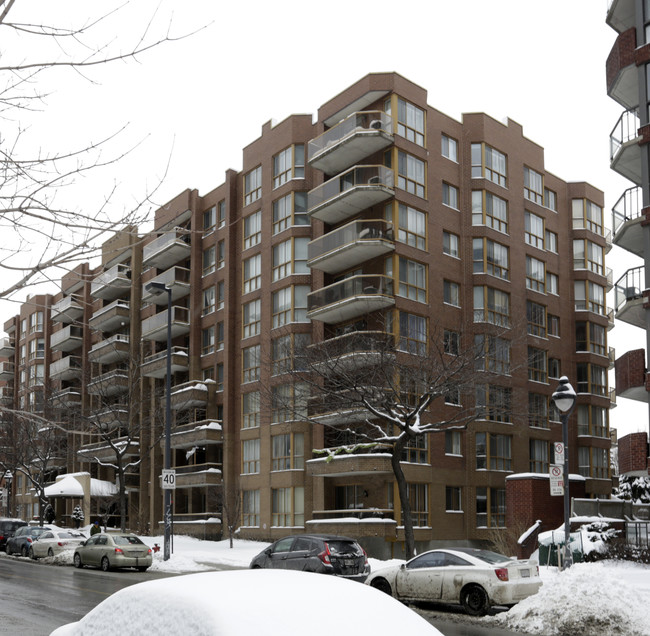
[[250, 534, 370, 583], [6, 525, 51, 557], [0, 518, 28, 552]]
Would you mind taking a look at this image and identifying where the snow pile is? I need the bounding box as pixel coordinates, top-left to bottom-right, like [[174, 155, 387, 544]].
[[492, 561, 650, 636]]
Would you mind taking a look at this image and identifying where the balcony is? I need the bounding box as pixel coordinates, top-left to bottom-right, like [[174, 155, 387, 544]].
[[307, 274, 394, 324], [88, 334, 130, 365], [141, 306, 190, 342], [0, 385, 13, 404], [308, 330, 394, 373], [615, 349, 648, 403], [308, 391, 377, 427], [141, 346, 189, 379], [306, 452, 392, 478], [308, 111, 393, 175], [606, 27, 638, 110], [142, 227, 191, 269], [607, 0, 636, 34], [169, 420, 222, 450], [610, 109, 642, 184], [49, 355, 82, 381], [307, 511, 396, 539], [307, 220, 394, 274], [173, 463, 222, 489], [612, 186, 644, 257], [50, 325, 84, 352], [141, 267, 191, 304], [170, 380, 209, 411], [87, 369, 129, 397], [78, 436, 139, 463], [50, 387, 81, 408], [308, 166, 394, 225], [89, 300, 130, 333], [0, 337, 14, 358], [51, 294, 84, 324], [614, 266, 646, 329], [91, 263, 131, 300], [88, 405, 129, 430]]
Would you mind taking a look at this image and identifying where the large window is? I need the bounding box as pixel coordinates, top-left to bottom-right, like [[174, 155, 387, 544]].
[[574, 281, 605, 315], [575, 321, 606, 356], [243, 254, 262, 293], [526, 255, 546, 293], [577, 404, 609, 438], [244, 210, 262, 249], [203, 205, 216, 236], [398, 312, 427, 355], [272, 487, 304, 526], [202, 287, 215, 316], [525, 211, 545, 249], [242, 345, 261, 384], [573, 239, 603, 275], [473, 286, 510, 327], [272, 382, 309, 423], [443, 231, 459, 258], [202, 246, 216, 276], [242, 490, 260, 527], [402, 434, 429, 464], [242, 391, 260, 429], [471, 143, 507, 187], [244, 166, 262, 206], [446, 486, 462, 512], [476, 385, 512, 423], [445, 430, 462, 455], [476, 487, 506, 528], [441, 134, 458, 161], [202, 326, 215, 356], [389, 97, 425, 146], [272, 237, 309, 281], [476, 432, 512, 471], [530, 439, 552, 473], [444, 280, 460, 307], [272, 433, 305, 471], [405, 483, 429, 527], [397, 151, 426, 197], [578, 447, 609, 479], [472, 191, 508, 233], [272, 285, 309, 328], [273, 144, 305, 189], [528, 393, 549, 429], [391, 203, 426, 249], [527, 300, 547, 337], [242, 439, 260, 474], [273, 192, 308, 234], [272, 333, 310, 375], [524, 167, 543, 204], [528, 347, 547, 383], [572, 199, 603, 234], [474, 334, 510, 375], [576, 363, 607, 396], [442, 183, 459, 209], [473, 238, 509, 280], [397, 257, 426, 303], [243, 299, 261, 338]]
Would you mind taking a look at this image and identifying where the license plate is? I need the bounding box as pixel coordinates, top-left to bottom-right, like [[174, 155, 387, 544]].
[[344, 559, 354, 567], [520, 569, 530, 578]]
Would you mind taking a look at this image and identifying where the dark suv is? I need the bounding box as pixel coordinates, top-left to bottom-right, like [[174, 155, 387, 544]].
[[250, 534, 370, 582], [0, 518, 28, 552]]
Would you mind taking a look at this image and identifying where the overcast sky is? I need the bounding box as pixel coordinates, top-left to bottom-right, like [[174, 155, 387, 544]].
[[6, 0, 647, 437]]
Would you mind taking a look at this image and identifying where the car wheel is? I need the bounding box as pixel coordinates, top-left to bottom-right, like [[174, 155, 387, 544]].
[[101, 556, 111, 572], [47, 548, 54, 558], [73, 553, 82, 569], [28, 546, 35, 560], [370, 578, 393, 596], [21, 545, 29, 558], [137, 566, 148, 572], [461, 584, 489, 617]]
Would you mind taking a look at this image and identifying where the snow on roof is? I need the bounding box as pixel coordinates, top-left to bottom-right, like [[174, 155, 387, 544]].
[[42, 474, 118, 498]]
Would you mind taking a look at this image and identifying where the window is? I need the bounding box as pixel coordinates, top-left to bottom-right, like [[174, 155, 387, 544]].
[[272, 238, 309, 281], [472, 190, 508, 233], [203, 205, 216, 236], [530, 439, 552, 473], [471, 143, 507, 187], [242, 345, 260, 383], [398, 312, 427, 355], [575, 321, 606, 356], [244, 166, 262, 206], [445, 386, 460, 406], [576, 363, 607, 396], [272, 285, 309, 328], [397, 257, 426, 303], [442, 183, 459, 209], [242, 391, 260, 429], [445, 430, 462, 455], [444, 280, 460, 307], [441, 134, 458, 161], [476, 385, 512, 423], [574, 281, 605, 315], [476, 432, 512, 471], [242, 439, 260, 474], [476, 487, 505, 527], [272, 333, 310, 375], [273, 192, 308, 234], [473, 238, 509, 280], [525, 211, 545, 249], [392, 203, 426, 249], [545, 230, 558, 253], [391, 97, 425, 146], [578, 447, 609, 479], [526, 255, 546, 293], [528, 347, 547, 383], [577, 404, 609, 438], [243, 254, 261, 293], [446, 487, 462, 512], [216, 362, 224, 392], [443, 231, 459, 258], [29, 311, 43, 334], [528, 393, 549, 429], [202, 326, 215, 356], [475, 334, 510, 375], [244, 211, 262, 249], [548, 314, 560, 338], [273, 144, 305, 188], [548, 358, 561, 379], [405, 483, 429, 526], [217, 200, 226, 228], [216, 321, 224, 351], [473, 286, 510, 327], [524, 167, 543, 204], [397, 151, 426, 197], [547, 271, 559, 295], [272, 382, 309, 423], [242, 490, 260, 526], [202, 246, 216, 276], [217, 281, 225, 311], [202, 287, 215, 316], [572, 199, 603, 234], [272, 433, 305, 471], [544, 188, 557, 211], [401, 434, 428, 464], [272, 487, 304, 526], [573, 239, 603, 274], [527, 300, 547, 337], [243, 299, 261, 339], [217, 240, 225, 269], [29, 338, 44, 360], [335, 485, 366, 511], [444, 329, 459, 355]]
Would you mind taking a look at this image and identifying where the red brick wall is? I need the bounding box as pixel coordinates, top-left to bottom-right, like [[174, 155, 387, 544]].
[[615, 349, 646, 394], [618, 432, 649, 475]]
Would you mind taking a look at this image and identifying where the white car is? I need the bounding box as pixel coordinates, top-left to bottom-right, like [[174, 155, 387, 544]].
[[365, 547, 542, 616], [29, 529, 86, 559]]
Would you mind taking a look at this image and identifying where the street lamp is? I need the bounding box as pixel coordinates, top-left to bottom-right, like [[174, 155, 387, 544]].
[[4, 470, 12, 516], [551, 376, 576, 570], [145, 281, 173, 561]]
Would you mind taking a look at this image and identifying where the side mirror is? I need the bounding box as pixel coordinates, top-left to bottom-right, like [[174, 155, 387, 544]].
[[400, 563, 406, 570], [264, 548, 272, 556]]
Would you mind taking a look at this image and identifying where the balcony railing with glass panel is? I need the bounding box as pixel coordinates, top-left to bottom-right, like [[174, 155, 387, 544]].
[[51, 294, 84, 323], [610, 109, 642, 184], [51, 387, 81, 408], [307, 274, 394, 324], [307, 220, 394, 274], [169, 420, 223, 450], [141, 346, 189, 379], [173, 462, 222, 488], [308, 111, 393, 175], [612, 186, 644, 257], [87, 369, 129, 396], [78, 436, 139, 462], [308, 330, 394, 373], [614, 266, 646, 329], [0, 385, 13, 404], [0, 337, 14, 358], [50, 355, 82, 380], [142, 227, 191, 269], [89, 299, 130, 333], [170, 380, 209, 411], [308, 166, 394, 225], [141, 306, 190, 341], [91, 263, 132, 300], [308, 390, 379, 427], [88, 334, 130, 365], [88, 404, 129, 430], [50, 325, 84, 352], [141, 267, 191, 304]]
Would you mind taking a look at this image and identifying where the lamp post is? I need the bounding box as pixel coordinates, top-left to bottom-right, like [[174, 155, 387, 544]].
[[4, 470, 12, 517], [551, 376, 576, 570], [145, 281, 173, 561]]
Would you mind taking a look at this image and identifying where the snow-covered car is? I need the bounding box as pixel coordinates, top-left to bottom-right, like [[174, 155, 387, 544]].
[[365, 547, 542, 616], [29, 529, 86, 559], [51, 569, 442, 636], [73, 533, 152, 572], [5, 525, 52, 557]]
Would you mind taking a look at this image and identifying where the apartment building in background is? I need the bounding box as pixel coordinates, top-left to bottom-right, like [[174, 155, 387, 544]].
[[0, 73, 614, 556]]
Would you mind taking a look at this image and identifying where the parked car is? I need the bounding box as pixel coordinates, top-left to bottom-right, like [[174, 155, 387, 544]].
[[5, 525, 51, 557], [0, 518, 27, 552], [365, 547, 542, 616], [250, 534, 370, 583], [29, 529, 86, 559], [73, 533, 152, 572]]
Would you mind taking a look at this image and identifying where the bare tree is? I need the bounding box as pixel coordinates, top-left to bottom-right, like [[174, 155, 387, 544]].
[[210, 483, 241, 548]]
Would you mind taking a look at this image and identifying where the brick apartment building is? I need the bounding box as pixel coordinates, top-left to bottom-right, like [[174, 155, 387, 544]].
[[0, 72, 614, 556]]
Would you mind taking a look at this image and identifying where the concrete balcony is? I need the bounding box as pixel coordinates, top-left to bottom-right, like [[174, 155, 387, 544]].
[[141, 346, 189, 379], [87, 369, 129, 397], [307, 274, 394, 324], [308, 165, 394, 225], [306, 511, 396, 540], [88, 405, 129, 431], [78, 436, 139, 463], [0, 337, 14, 358], [174, 463, 222, 488], [307, 219, 394, 275], [308, 391, 378, 427], [88, 334, 130, 365], [169, 420, 222, 450], [49, 355, 82, 381], [170, 380, 209, 411], [607, 0, 636, 34], [610, 109, 642, 185], [51, 294, 84, 324], [142, 227, 191, 269], [141, 306, 190, 342], [614, 266, 646, 329], [141, 266, 191, 304], [307, 453, 392, 478], [606, 27, 638, 110], [50, 325, 84, 352], [308, 330, 394, 373], [89, 299, 130, 333], [91, 263, 132, 300], [50, 387, 81, 408], [615, 349, 648, 403], [612, 186, 644, 257], [0, 385, 13, 405], [308, 111, 393, 175]]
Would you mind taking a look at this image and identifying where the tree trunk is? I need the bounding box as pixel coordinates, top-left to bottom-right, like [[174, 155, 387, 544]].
[[391, 438, 415, 560], [117, 464, 127, 532]]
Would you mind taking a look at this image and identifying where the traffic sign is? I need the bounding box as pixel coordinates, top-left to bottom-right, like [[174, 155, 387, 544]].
[[549, 464, 564, 496], [161, 469, 176, 490], [553, 442, 564, 465]]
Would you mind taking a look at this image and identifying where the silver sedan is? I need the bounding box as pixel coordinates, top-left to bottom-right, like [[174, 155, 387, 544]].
[[73, 533, 152, 572]]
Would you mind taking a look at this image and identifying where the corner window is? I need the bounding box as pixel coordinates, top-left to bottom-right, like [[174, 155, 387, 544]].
[[244, 211, 262, 249], [244, 166, 262, 206], [397, 151, 426, 198], [273, 145, 305, 189], [471, 143, 507, 187]]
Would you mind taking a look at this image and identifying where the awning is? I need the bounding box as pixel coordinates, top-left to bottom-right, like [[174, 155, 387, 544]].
[[43, 475, 84, 497]]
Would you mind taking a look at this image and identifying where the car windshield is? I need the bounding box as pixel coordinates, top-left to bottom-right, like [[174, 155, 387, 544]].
[[113, 535, 145, 546], [453, 548, 511, 564]]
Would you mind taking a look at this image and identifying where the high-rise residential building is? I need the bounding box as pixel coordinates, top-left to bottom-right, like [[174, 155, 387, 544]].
[[607, 0, 650, 477], [0, 73, 613, 555]]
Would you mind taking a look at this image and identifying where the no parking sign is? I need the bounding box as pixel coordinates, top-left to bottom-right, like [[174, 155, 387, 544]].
[[550, 464, 564, 496]]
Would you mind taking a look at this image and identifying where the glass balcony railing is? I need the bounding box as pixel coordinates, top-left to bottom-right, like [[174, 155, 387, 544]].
[[610, 109, 640, 159], [50, 355, 82, 379], [51, 294, 84, 323], [610, 109, 642, 184], [91, 263, 132, 299], [50, 325, 84, 351], [614, 266, 646, 330], [141, 306, 190, 341], [143, 227, 191, 268], [141, 267, 191, 304]]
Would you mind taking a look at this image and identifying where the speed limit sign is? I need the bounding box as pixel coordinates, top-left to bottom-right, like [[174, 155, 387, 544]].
[[161, 469, 176, 490]]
